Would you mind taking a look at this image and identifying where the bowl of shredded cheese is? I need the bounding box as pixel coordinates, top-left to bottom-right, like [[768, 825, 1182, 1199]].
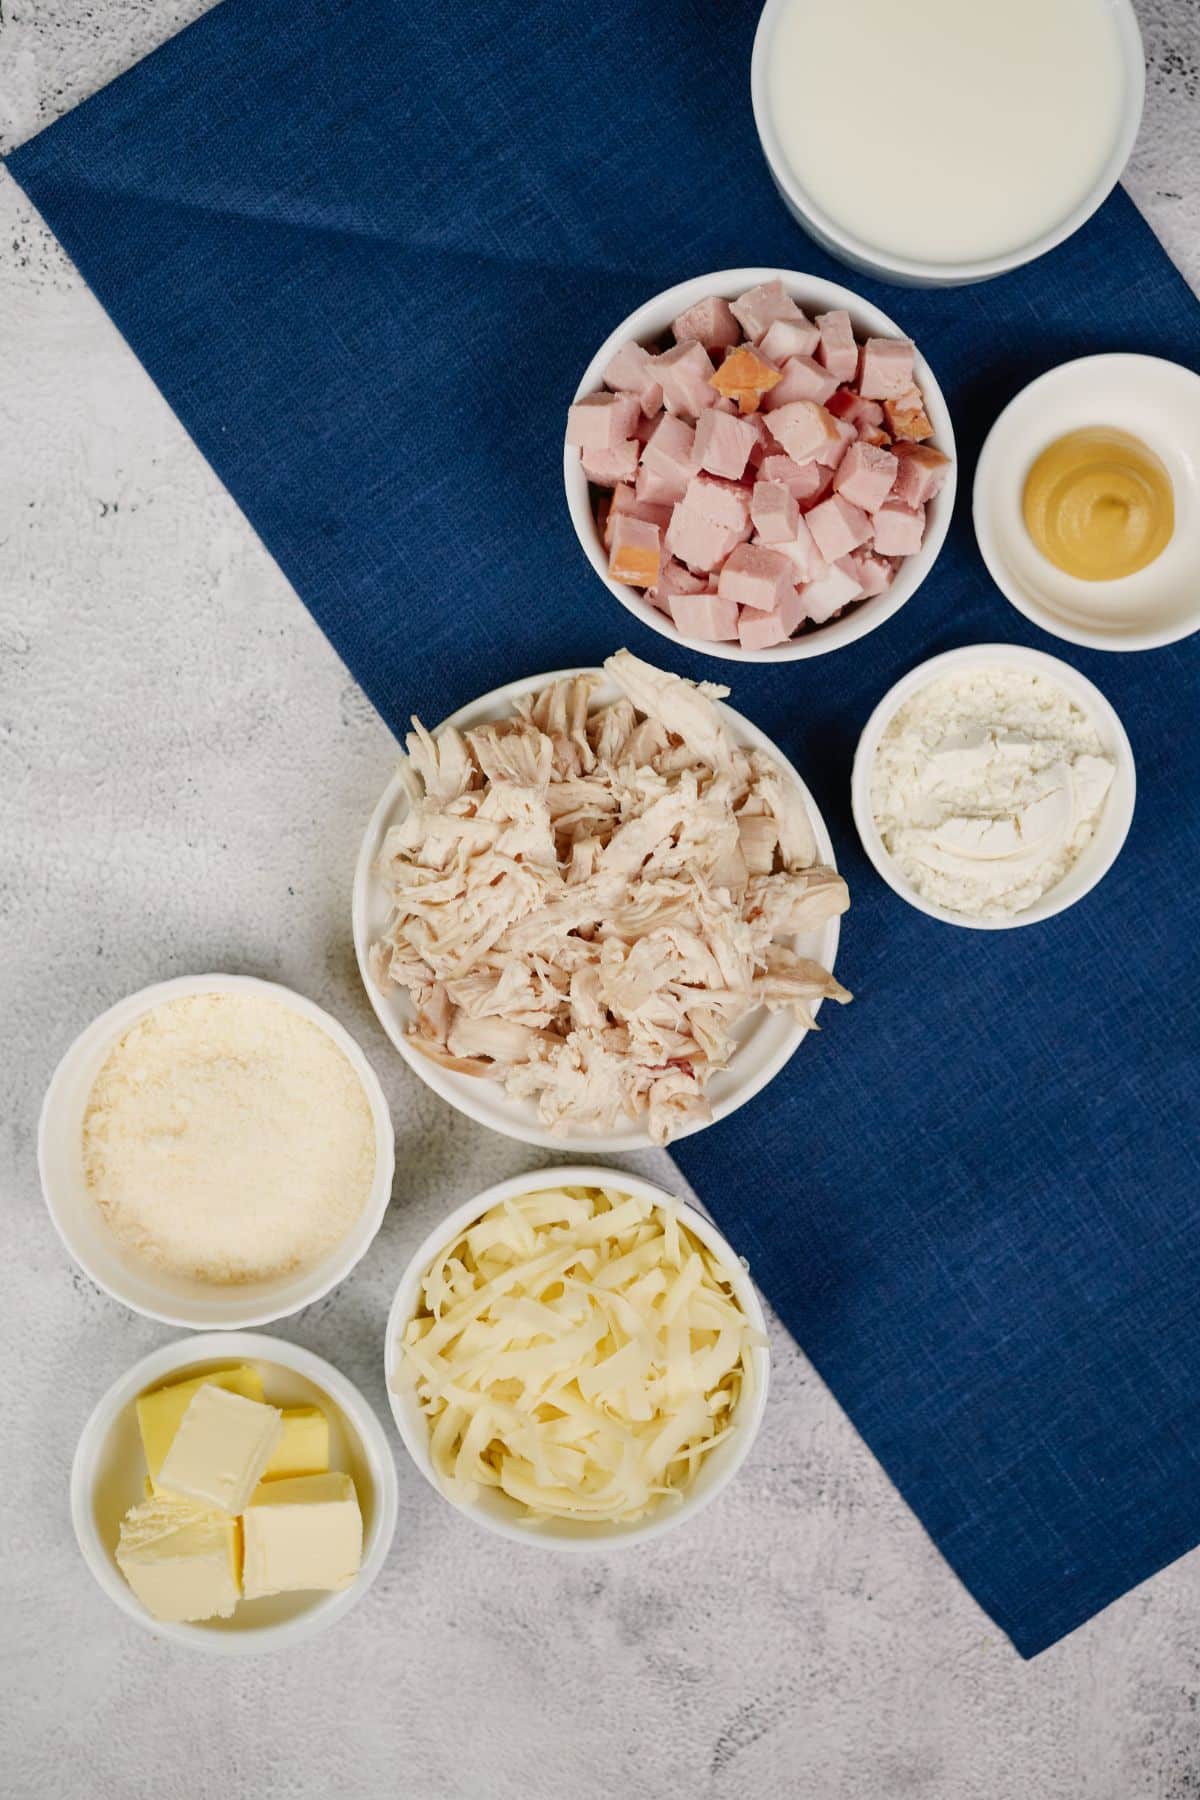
[[385, 1167, 770, 1547], [39, 974, 396, 1328]]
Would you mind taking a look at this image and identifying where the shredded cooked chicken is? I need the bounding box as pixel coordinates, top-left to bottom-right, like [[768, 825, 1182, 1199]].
[[370, 651, 850, 1144]]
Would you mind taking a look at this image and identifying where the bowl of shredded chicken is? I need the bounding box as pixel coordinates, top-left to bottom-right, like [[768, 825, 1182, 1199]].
[[385, 1169, 770, 1545], [354, 649, 850, 1149]]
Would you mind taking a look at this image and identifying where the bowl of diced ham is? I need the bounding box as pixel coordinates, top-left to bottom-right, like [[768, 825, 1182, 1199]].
[[564, 269, 955, 661]]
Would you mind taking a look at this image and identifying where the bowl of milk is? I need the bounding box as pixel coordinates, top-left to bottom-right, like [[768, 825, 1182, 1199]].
[[751, 0, 1144, 286]]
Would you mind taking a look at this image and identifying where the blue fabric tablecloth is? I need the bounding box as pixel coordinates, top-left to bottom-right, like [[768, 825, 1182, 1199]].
[[9, 0, 1200, 1658]]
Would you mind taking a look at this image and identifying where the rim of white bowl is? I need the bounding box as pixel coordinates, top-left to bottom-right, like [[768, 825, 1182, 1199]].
[[38, 974, 396, 1329], [750, 0, 1145, 286], [70, 1331, 400, 1654], [563, 267, 957, 663], [383, 1165, 771, 1550], [850, 643, 1136, 930], [352, 666, 841, 1150], [973, 353, 1200, 652]]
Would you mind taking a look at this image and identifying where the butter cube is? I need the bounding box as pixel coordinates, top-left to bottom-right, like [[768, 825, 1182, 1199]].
[[137, 1366, 265, 1485], [158, 1386, 283, 1516], [116, 1493, 241, 1623], [262, 1407, 330, 1481], [242, 1472, 362, 1599]]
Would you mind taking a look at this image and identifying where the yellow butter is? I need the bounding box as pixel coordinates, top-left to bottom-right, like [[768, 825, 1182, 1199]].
[[137, 1365, 265, 1485], [157, 1386, 283, 1516], [241, 1472, 362, 1599], [262, 1407, 330, 1481], [116, 1492, 242, 1624]]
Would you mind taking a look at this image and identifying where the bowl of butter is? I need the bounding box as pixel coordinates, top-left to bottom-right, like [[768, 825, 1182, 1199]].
[[71, 1333, 399, 1653]]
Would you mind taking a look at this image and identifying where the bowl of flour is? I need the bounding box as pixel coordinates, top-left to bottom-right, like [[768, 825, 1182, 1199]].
[[39, 975, 396, 1327], [852, 645, 1135, 929]]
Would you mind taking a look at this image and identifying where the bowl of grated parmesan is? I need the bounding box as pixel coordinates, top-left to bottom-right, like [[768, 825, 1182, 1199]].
[[384, 1166, 770, 1548], [39, 974, 396, 1328]]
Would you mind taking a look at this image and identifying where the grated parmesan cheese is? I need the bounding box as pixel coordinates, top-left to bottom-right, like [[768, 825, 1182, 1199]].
[[82, 993, 376, 1284], [397, 1184, 763, 1526]]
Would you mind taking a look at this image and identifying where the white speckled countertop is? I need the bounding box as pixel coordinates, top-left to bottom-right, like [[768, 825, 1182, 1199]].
[[2, 4, 1198, 1796]]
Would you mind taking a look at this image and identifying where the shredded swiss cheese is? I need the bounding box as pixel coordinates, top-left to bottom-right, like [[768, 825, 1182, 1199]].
[[397, 1185, 762, 1525]]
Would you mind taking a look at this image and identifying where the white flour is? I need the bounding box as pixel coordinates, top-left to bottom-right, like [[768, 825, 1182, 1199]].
[[83, 993, 377, 1283], [870, 666, 1115, 919]]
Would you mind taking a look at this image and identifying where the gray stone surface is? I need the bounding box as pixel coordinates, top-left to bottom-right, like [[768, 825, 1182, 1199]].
[[1, 4, 1198, 1796]]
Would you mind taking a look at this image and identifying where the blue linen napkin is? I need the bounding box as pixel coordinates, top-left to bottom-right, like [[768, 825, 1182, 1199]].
[[8, 0, 1200, 1658]]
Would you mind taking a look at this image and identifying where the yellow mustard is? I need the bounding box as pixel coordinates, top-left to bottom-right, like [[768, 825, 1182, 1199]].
[[1022, 427, 1174, 582]]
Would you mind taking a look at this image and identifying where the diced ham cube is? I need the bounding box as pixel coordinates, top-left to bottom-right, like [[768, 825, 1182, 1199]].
[[717, 543, 793, 613], [883, 390, 934, 442], [648, 556, 708, 614], [669, 589, 740, 642], [710, 344, 783, 415], [761, 354, 839, 412], [814, 418, 858, 469], [665, 508, 745, 573], [682, 472, 753, 533], [640, 412, 698, 502], [601, 341, 663, 416], [892, 442, 952, 508], [847, 551, 894, 598], [870, 500, 926, 557], [657, 557, 708, 597], [603, 483, 672, 548], [750, 479, 801, 544], [797, 466, 835, 511], [745, 411, 773, 469], [806, 493, 873, 562], [581, 440, 640, 487], [858, 424, 892, 448], [758, 454, 829, 505], [765, 400, 842, 465], [738, 585, 804, 650], [858, 337, 916, 400], [772, 514, 827, 584], [693, 409, 759, 480], [671, 295, 742, 352], [730, 280, 806, 344], [652, 341, 718, 419], [814, 310, 858, 383], [827, 389, 884, 429], [567, 391, 641, 453], [608, 513, 662, 588], [798, 558, 865, 624], [759, 315, 821, 363], [637, 462, 687, 507], [833, 440, 898, 513]]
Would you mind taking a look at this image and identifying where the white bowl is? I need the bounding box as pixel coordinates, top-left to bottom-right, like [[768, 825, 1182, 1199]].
[[39, 974, 396, 1329], [352, 665, 842, 1150], [563, 267, 956, 662], [974, 354, 1200, 652], [751, 0, 1145, 286], [384, 1165, 770, 1550], [851, 643, 1135, 929], [71, 1332, 399, 1654]]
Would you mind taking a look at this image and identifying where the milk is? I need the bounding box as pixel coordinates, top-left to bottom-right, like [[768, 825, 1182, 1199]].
[[766, 0, 1128, 265]]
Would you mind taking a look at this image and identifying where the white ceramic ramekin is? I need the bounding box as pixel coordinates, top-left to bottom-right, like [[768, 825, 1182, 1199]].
[[39, 974, 396, 1328], [750, 0, 1145, 287], [384, 1165, 770, 1550], [973, 354, 1200, 652], [352, 665, 842, 1151], [564, 267, 956, 662], [71, 1332, 399, 1654], [850, 643, 1136, 929]]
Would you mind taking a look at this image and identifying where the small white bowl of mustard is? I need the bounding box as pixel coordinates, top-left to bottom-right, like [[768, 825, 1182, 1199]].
[[973, 354, 1200, 652]]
